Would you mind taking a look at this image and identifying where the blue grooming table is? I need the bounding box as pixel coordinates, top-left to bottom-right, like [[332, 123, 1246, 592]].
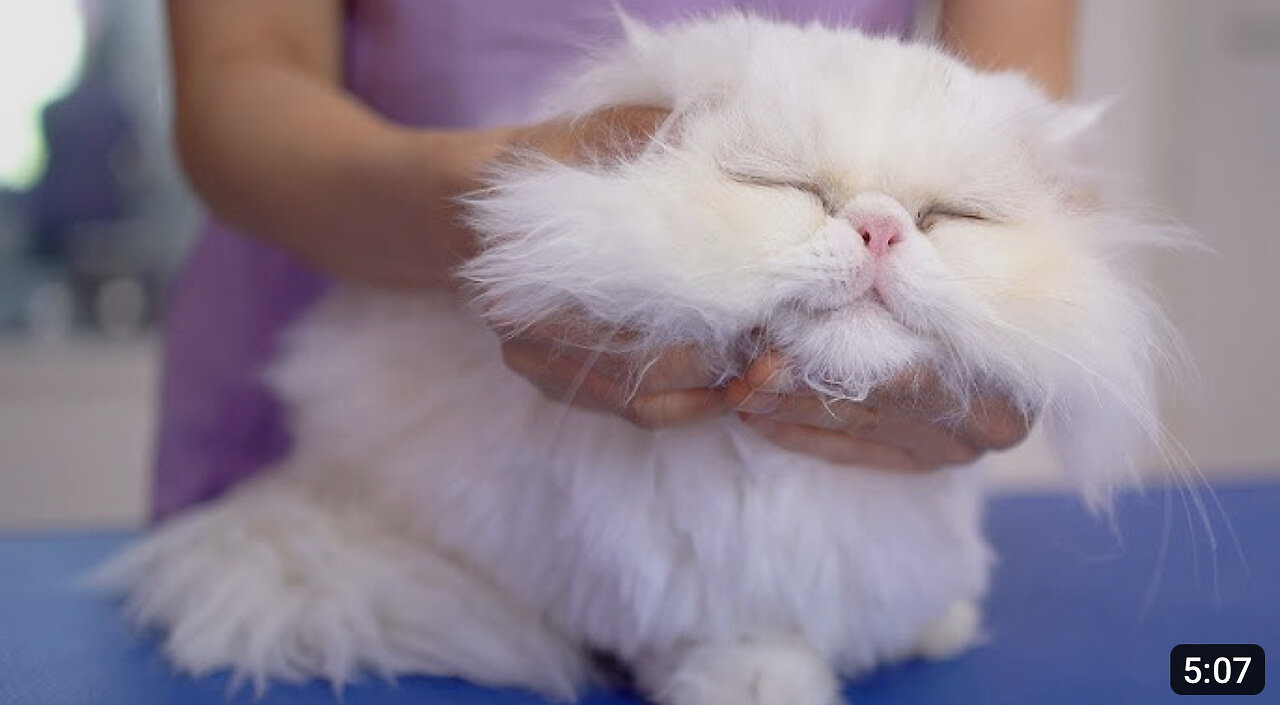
[[1, 482, 1275, 705]]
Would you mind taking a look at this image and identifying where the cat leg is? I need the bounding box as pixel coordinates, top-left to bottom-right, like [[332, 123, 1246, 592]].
[[88, 471, 587, 699], [634, 634, 842, 705], [911, 599, 982, 661]]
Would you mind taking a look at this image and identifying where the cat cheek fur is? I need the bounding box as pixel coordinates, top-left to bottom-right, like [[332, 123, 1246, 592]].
[[936, 213, 1168, 507], [464, 152, 832, 355]]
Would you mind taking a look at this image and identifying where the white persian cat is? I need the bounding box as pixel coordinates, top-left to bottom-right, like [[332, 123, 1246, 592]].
[[96, 13, 1177, 705]]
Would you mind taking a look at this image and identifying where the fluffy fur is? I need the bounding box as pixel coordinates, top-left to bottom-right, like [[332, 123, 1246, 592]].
[[93, 14, 1177, 705]]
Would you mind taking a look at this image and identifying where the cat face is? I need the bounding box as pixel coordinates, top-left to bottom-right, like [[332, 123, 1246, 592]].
[[617, 47, 1103, 397], [465, 15, 1172, 504]]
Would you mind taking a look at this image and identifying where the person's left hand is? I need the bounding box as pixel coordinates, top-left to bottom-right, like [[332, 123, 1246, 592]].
[[725, 351, 1032, 471]]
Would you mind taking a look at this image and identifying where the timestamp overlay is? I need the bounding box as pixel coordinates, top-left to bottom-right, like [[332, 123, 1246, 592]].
[[1171, 644, 1265, 696]]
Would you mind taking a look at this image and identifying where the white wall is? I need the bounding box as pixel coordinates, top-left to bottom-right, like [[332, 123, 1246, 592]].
[[972, 0, 1179, 489], [0, 341, 155, 528], [990, 0, 1280, 488], [1168, 0, 1280, 473]]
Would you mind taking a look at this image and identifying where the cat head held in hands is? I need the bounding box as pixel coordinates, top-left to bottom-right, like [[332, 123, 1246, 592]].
[[463, 12, 1182, 507]]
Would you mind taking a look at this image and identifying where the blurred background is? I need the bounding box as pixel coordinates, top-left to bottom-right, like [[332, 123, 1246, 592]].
[[0, 0, 1276, 529]]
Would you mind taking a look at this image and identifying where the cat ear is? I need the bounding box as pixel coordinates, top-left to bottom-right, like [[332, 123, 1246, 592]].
[[1042, 99, 1112, 145], [612, 2, 656, 48], [1027, 100, 1112, 185]]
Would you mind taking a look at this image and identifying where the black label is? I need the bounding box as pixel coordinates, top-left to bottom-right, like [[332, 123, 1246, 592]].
[[1171, 644, 1265, 695]]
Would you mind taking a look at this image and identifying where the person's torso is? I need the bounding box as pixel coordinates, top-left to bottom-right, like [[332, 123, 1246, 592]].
[[152, 0, 918, 520], [342, 0, 916, 126]]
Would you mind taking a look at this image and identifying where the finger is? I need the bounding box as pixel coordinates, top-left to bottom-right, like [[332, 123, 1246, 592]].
[[877, 420, 983, 468], [739, 415, 926, 471], [576, 106, 671, 161], [505, 338, 726, 426], [524, 106, 670, 164], [813, 399, 982, 468], [534, 341, 716, 395], [502, 338, 625, 410], [743, 350, 798, 393], [863, 366, 1031, 453], [863, 365, 953, 419], [740, 391, 878, 433], [526, 372, 725, 429], [957, 393, 1033, 451], [624, 388, 728, 429], [728, 379, 983, 467], [728, 377, 879, 432], [629, 345, 721, 394], [773, 398, 979, 466], [732, 378, 870, 432], [741, 361, 951, 421], [725, 376, 777, 409], [742, 355, 961, 433], [504, 329, 645, 392], [513, 317, 717, 394], [516, 316, 638, 352], [522, 374, 618, 415]]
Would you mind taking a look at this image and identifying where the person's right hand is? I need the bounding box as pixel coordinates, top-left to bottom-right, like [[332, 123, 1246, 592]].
[[503, 105, 672, 167], [486, 106, 731, 429], [499, 318, 729, 429]]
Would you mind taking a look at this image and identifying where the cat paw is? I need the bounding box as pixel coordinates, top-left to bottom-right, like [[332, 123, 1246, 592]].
[[639, 635, 842, 705], [912, 599, 982, 661]]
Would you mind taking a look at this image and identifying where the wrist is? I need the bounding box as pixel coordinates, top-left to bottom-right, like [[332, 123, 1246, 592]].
[[417, 124, 520, 196], [383, 125, 520, 289]]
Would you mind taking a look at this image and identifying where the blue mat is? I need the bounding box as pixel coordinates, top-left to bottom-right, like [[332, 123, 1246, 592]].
[[1, 482, 1275, 704]]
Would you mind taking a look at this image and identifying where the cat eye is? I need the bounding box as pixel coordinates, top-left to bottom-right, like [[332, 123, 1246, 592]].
[[723, 171, 839, 216], [916, 203, 991, 233]]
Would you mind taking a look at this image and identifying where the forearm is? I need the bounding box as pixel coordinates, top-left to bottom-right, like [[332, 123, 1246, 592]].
[[938, 0, 1077, 98], [175, 58, 511, 289], [167, 0, 513, 289]]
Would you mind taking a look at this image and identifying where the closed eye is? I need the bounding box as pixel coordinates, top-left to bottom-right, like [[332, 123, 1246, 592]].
[[723, 170, 839, 216], [916, 203, 993, 233]]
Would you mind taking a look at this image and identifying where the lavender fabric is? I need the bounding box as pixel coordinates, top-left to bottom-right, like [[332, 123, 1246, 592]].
[[152, 0, 918, 521]]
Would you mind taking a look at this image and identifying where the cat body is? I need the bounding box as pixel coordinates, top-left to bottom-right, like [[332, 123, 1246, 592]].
[[97, 14, 1170, 705], [251, 290, 984, 697]]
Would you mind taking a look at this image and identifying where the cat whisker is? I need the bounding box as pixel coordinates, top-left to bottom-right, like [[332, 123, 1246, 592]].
[[985, 316, 1244, 600], [624, 354, 665, 406]]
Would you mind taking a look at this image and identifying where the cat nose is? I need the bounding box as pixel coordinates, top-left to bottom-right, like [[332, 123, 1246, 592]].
[[854, 216, 902, 257]]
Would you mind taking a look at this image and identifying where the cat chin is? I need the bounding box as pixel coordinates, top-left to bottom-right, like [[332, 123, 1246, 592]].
[[770, 303, 930, 400]]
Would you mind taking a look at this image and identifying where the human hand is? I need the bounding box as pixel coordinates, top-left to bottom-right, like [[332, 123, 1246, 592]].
[[503, 105, 672, 167], [500, 318, 728, 429], [726, 351, 1032, 470], [492, 106, 730, 428]]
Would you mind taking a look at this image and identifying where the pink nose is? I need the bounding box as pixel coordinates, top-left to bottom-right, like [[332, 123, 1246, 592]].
[[856, 216, 902, 257]]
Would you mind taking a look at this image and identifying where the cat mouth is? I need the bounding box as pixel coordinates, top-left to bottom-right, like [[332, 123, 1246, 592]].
[[794, 286, 895, 319]]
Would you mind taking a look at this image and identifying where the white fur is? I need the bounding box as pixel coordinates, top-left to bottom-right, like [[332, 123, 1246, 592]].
[[636, 634, 841, 705], [95, 14, 1176, 705]]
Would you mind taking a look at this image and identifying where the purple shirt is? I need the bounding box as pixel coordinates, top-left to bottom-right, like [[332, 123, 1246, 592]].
[[153, 0, 917, 521]]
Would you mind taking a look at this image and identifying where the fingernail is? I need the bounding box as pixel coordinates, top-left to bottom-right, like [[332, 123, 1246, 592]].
[[736, 393, 781, 415], [758, 366, 796, 394]]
